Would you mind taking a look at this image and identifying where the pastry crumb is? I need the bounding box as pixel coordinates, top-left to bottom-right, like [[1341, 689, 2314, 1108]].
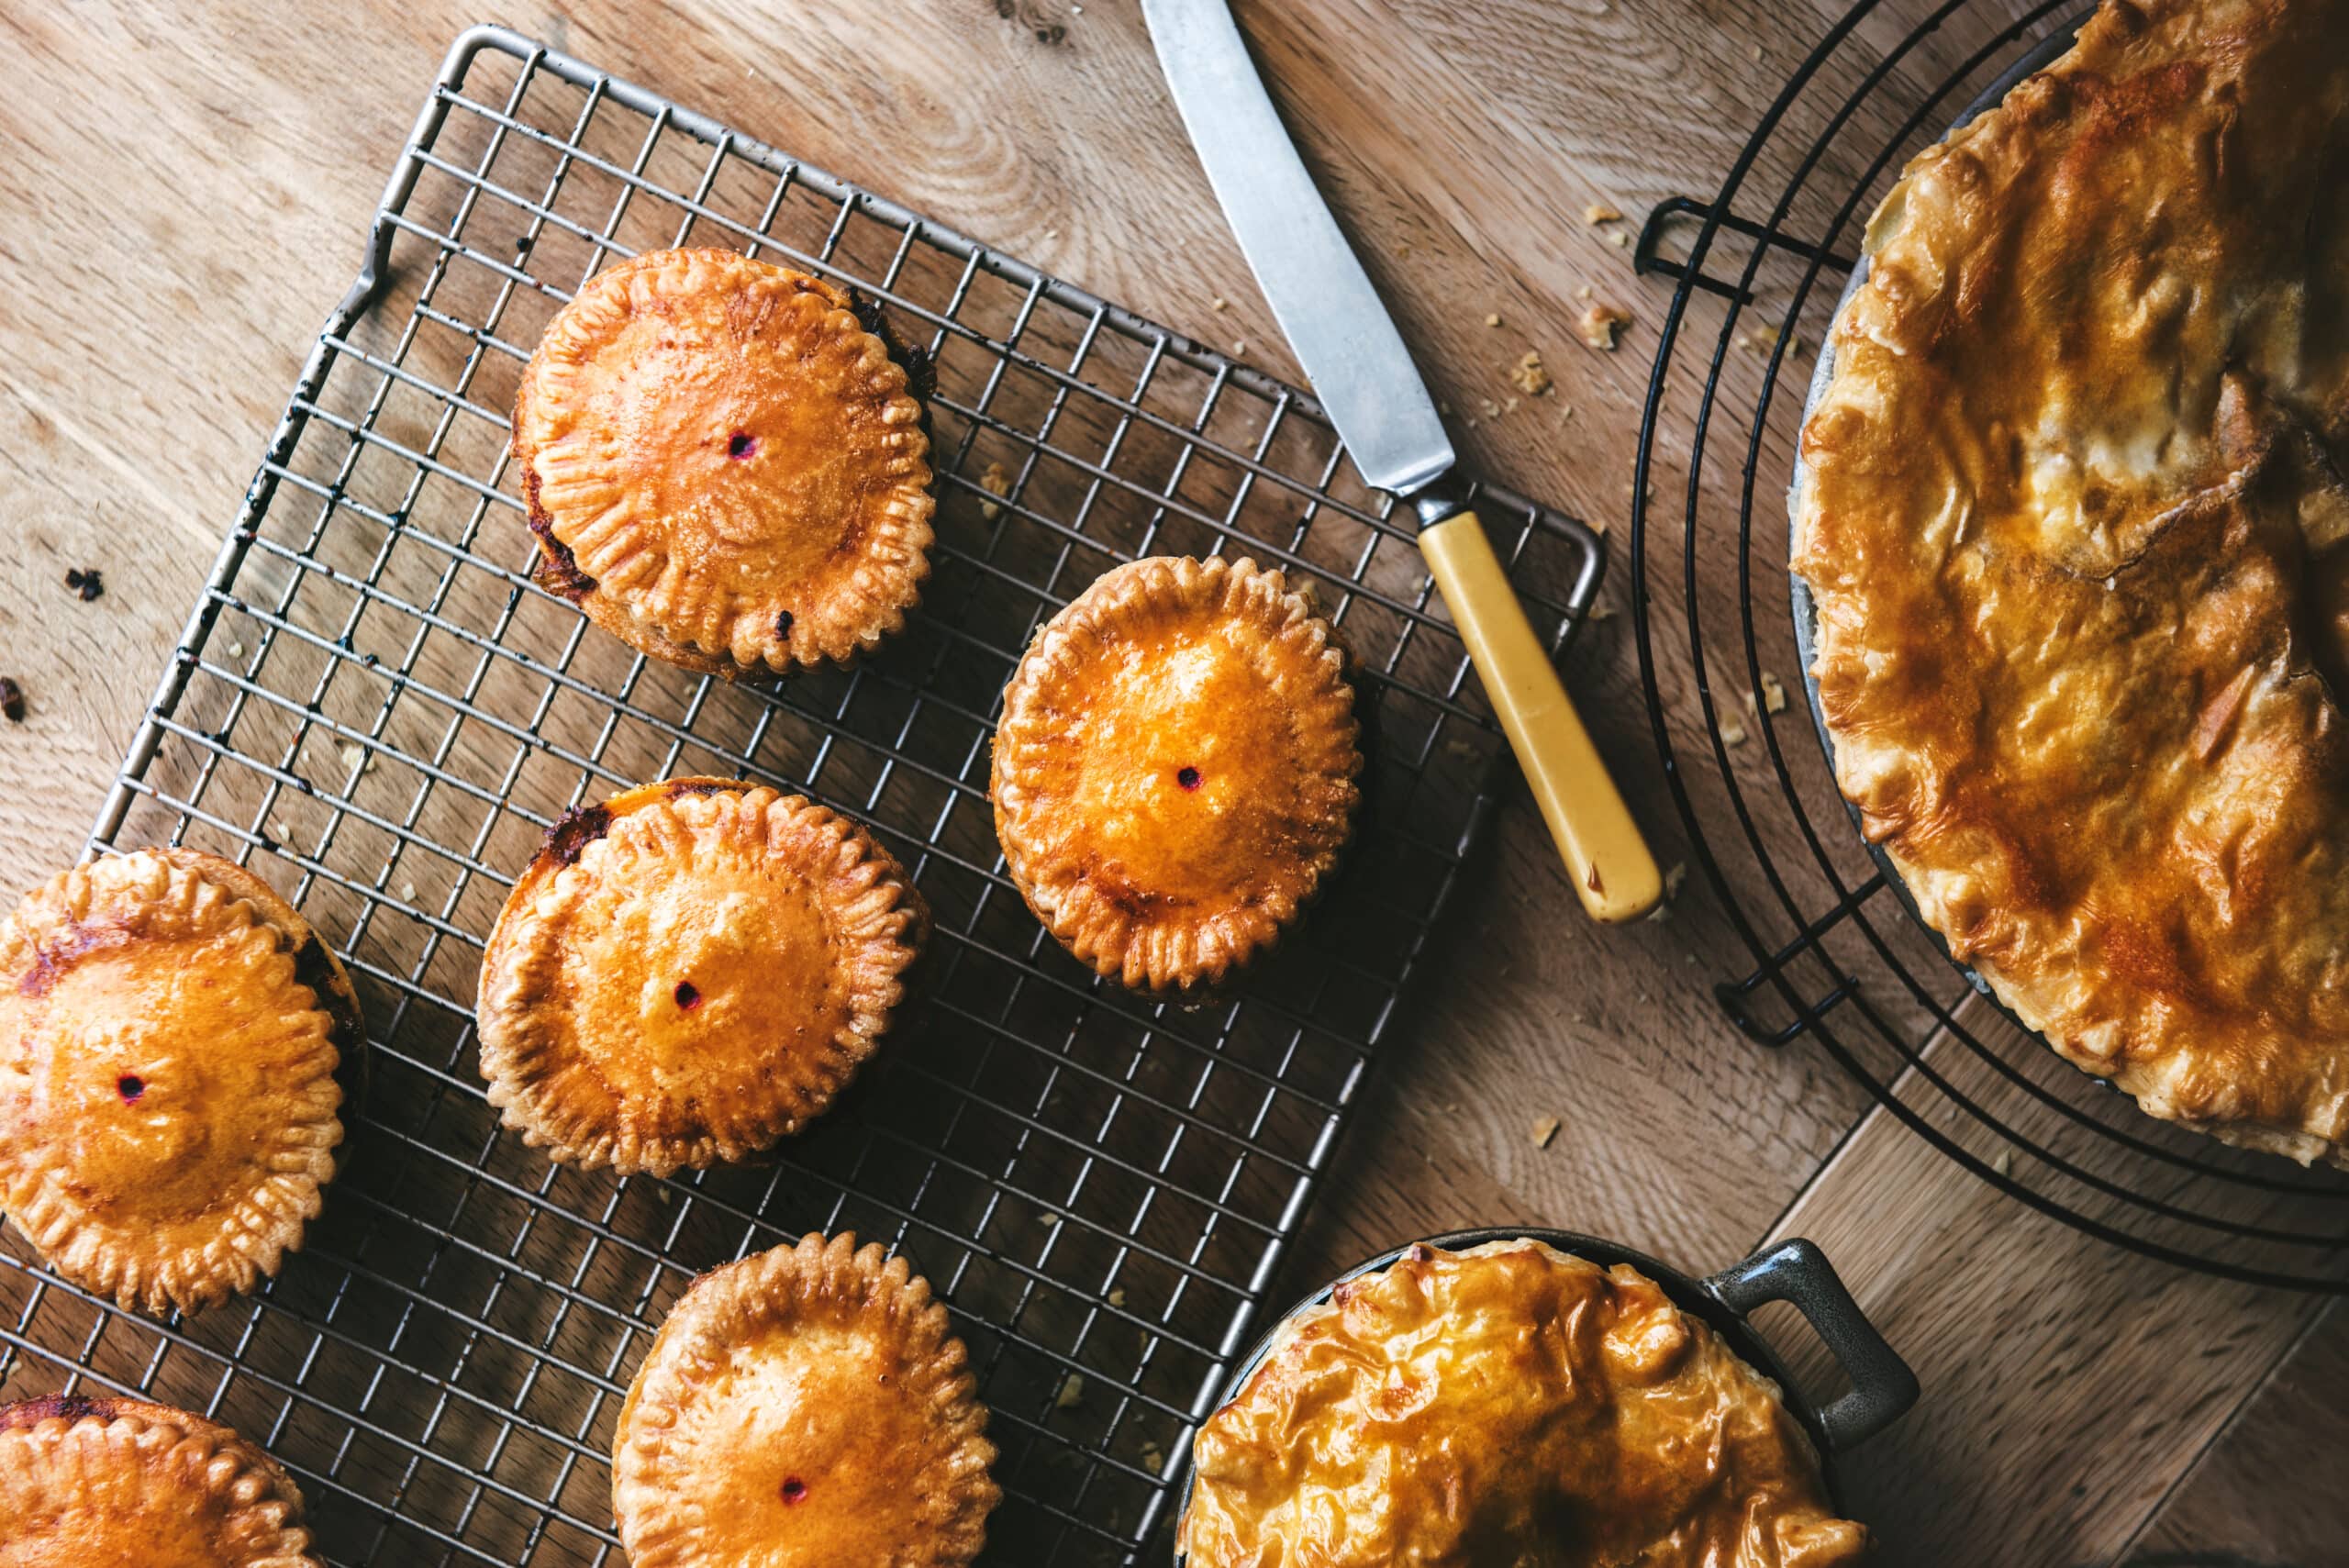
[[1587, 601, 1615, 622], [228, 639, 246, 658], [1040, 1211, 1061, 1229], [399, 881, 417, 902], [1232, 339, 1248, 355], [1509, 350, 1553, 397], [1480, 398, 1502, 420], [1141, 1443, 1164, 1474], [1578, 304, 1632, 350], [1584, 201, 1624, 225], [1992, 1149, 2013, 1177], [272, 818, 295, 845], [0, 677, 21, 724], [338, 741, 378, 776], [1211, 295, 1229, 311], [1576, 284, 1593, 299], [1485, 312, 1503, 328], [979, 459, 1011, 520], [1751, 42, 1764, 61], [1056, 1373, 1085, 1409], [64, 567, 105, 602], [1760, 671, 1787, 713], [1664, 861, 1688, 901], [1531, 1116, 1561, 1149], [1108, 1286, 1127, 1307], [1719, 716, 1747, 748], [1608, 228, 1632, 249]]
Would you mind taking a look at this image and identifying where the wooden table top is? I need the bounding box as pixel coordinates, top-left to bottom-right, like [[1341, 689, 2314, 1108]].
[[0, 2, 2338, 1562]]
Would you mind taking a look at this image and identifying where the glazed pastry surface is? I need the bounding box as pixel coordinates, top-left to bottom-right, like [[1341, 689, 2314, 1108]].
[[1795, 0, 2349, 1162], [992, 555, 1360, 990], [477, 780, 922, 1175], [613, 1232, 999, 1568], [513, 247, 933, 675], [1179, 1240, 1865, 1568], [0, 850, 349, 1315], [0, 1394, 321, 1567]]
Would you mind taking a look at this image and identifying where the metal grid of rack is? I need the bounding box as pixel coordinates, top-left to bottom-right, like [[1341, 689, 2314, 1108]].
[[1628, 0, 2349, 1292], [0, 24, 1603, 1564]]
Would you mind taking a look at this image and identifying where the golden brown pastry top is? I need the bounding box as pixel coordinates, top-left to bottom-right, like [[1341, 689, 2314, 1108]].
[[0, 1394, 321, 1567], [0, 850, 349, 1315], [613, 1232, 999, 1568], [512, 248, 933, 674], [1795, 0, 2349, 1162], [1179, 1240, 1865, 1568], [992, 555, 1360, 990], [476, 780, 923, 1176]]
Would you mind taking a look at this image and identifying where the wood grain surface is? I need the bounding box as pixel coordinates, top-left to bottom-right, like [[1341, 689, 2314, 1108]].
[[0, 1, 2336, 1563]]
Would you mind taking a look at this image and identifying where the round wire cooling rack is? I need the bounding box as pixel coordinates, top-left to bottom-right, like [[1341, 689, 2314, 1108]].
[[1626, 0, 2349, 1293]]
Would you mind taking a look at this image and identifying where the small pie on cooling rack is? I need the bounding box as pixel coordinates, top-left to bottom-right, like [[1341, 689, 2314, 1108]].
[[1178, 1238, 1865, 1567], [476, 779, 924, 1175], [0, 849, 354, 1316], [0, 1393, 323, 1565], [992, 555, 1361, 991], [1794, 0, 2349, 1163], [613, 1231, 999, 1567], [511, 247, 934, 677]]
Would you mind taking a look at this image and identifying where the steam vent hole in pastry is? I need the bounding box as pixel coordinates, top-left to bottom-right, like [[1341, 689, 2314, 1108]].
[[727, 430, 757, 460], [780, 1476, 809, 1504], [115, 1073, 144, 1103], [673, 980, 703, 1010], [1176, 764, 1203, 791]]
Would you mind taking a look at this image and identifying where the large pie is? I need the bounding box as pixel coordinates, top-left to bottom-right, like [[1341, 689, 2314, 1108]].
[[1795, 0, 2349, 1163]]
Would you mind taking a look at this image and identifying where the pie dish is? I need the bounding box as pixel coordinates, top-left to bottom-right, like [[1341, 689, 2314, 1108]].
[[992, 555, 1361, 991], [613, 1231, 999, 1567], [512, 247, 935, 677], [1794, 0, 2349, 1163], [0, 1393, 322, 1565], [1177, 1237, 1866, 1567], [0, 849, 354, 1315], [476, 779, 924, 1175]]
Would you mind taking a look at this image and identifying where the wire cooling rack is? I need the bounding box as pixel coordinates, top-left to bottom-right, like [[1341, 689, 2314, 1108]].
[[1627, 0, 2349, 1292], [0, 24, 1602, 1564]]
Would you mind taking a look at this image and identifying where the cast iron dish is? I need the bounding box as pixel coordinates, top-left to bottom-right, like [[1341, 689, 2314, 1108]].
[[1171, 1224, 1920, 1552]]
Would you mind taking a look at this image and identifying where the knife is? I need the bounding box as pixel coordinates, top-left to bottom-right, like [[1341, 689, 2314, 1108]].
[[1142, 0, 1661, 921]]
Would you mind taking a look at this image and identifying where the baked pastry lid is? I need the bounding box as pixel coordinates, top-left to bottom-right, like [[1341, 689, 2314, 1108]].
[[1174, 1224, 1918, 1546], [1783, 20, 2087, 1055]]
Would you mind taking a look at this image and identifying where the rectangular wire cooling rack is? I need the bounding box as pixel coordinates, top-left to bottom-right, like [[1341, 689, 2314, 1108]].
[[0, 25, 1603, 1564]]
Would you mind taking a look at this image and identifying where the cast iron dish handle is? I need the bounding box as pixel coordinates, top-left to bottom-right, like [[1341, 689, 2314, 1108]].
[[1701, 1239, 1919, 1451]]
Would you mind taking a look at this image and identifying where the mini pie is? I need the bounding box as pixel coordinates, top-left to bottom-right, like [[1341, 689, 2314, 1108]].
[[613, 1231, 999, 1567], [476, 779, 924, 1175], [0, 1393, 322, 1566], [1795, 0, 2349, 1162], [0, 849, 353, 1315], [1178, 1239, 1865, 1567], [512, 247, 935, 677], [992, 555, 1361, 991]]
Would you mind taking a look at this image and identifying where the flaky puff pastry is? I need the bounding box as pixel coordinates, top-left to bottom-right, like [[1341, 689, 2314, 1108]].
[[0, 850, 351, 1316], [0, 1394, 322, 1567], [513, 248, 934, 677], [992, 556, 1361, 991], [1179, 1240, 1865, 1568], [477, 780, 924, 1176], [614, 1232, 999, 1568], [1796, 0, 2349, 1162]]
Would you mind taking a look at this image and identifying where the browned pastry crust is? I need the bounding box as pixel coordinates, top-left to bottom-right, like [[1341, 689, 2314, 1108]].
[[0, 1394, 322, 1566], [0, 849, 351, 1315], [1794, 0, 2349, 1163], [992, 555, 1361, 991], [476, 780, 924, 1175], [512, 247, 934, 677], [613, 1232, 999, 1567], [1178, 1239, 1865, 1567]]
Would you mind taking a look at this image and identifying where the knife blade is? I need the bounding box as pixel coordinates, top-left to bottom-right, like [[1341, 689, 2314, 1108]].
[[1143, 0, 1662, 922]]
